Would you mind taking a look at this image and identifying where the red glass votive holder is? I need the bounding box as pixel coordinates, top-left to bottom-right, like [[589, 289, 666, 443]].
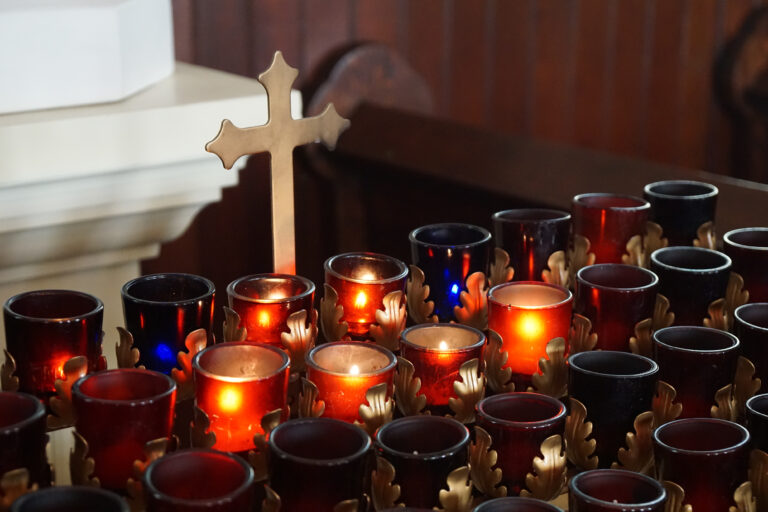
[[193, 342, 289, 453], [643, 180, 718, 247], [122, 273, 215, 374], [3, 290, 104, 399], [10, 487, 128, 512], [306, 341, 396, 423], [653, 326, 739, 419], [569, 469, 666, 512], [0, 392, 50, 488], [747, 394, 768, 453], [375, 416, 470, 509], [474, 497, 564, 512], [735, 303, 768, 392], [143, 449, 254, 512], [653, 418, 750, 511], [72, 369, 176, 491], [571, 193, 650, 264], [488, 282, 573, 388], [226, 273, 315, 346], [399, 324, 485, 411], [269, 418, 372, 511], [324, 252, 408, 338], [724, 228, 768, 303], [492, 209, 571, 282], [476, 392, 566, 495], [575, 264, 658, 352]]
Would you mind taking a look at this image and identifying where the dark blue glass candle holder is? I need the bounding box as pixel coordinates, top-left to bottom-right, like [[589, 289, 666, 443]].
[[643, 180, 718, 247], [409, 223, 491, 322], [122, 273, 215, 374]]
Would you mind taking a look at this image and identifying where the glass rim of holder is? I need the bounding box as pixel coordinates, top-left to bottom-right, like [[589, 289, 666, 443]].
[[491, 208, 572, 225], [476, 391, 566, 429], [747, 393, 768, 420], [568, 350, 658, 379], [653, 325, 739, 355], [576, 263, 659, 293], [569, 468, 667, 509], [488, 280, 573, 311], [226, 272, 315, 305], [193, 341, 290, 383], [572, 192, 651, 212], [9, 486, 130, 512], [306, 340, 397, 377], [0, 390, 45, 432], [473, 496, 565, 511], [143, 448, 255, 507], [723, 227, 768, 251], [652, 417, 750, 455], [735, 303, 768, 331], [400, 323, 485, 353], [643, 180, 719, 200], [121, 272, 215, 306], [268, 417, 372, 466], [649, 246, 732, 274], [408, 222, 492, 249], [375, 415, 470, 460], [72, 367, 176, 405], [324, 251, 409, 285], [4, 289, 103, 324]]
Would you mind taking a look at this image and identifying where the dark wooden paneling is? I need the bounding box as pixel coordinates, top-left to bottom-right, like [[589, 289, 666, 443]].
[[406, 0, 447, 114]]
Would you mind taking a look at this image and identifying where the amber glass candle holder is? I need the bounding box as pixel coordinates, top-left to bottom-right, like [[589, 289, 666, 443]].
[[0, 392, 50, 487], [306, 341, 396, 423], [324, 252, 408, 338], [122, 273, 214, 374], [650, 247, 731, 326], [488, 282, 573, 388], [735, 303, 768, 392], [747, 394, 768, 452], [143, 449, 255, 512], [193, 342, 289, 452], [10, 487, 129, 512], [724, 228, 768, 302], [474, 497, 564, 512], [269, 418, 371, 511], [568, 351, 657, 469], [643, 180, 718, 247], [476, 392, 566, 495], [409, 223, 492, 321], [72, 369, 176, 491], [399, 324, 485, 412], [574, 264, 658, 352], [569, 469, 666, 512], [375, 416, 470, 509], [653, 418, 750, 511], [3, 290, 103, 399], [492, 209, 571, 282], [571, 193, 650, 264], [653, 326, 739, 419], [226, 273, 314, 346]]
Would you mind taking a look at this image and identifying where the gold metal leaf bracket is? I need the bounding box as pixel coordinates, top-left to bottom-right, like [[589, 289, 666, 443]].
[[663, 480, 693, 512], [453, 271, 488, 331], [704, 272, 749, 332], [171, 328, 208, 402], [653, 380, 683, 427], [249, 408, 284, 482], [484, 330, 514, 394], [653, 294, 675, 330], [629, 318, 653, 358], [189, 406, 216, 449], [222, 306, 247, 342], [568, 235, 596, 287], [0, 468, 38, 512], [622, 221, 667, 269], [448, 358, 485, 424], [320, 283, 349, 342], [70, 431, 99, 487], [711, 356, 761, 422], [749, 449, 768, 512], [47, 355, 88, 429], [356, 382, 394, 436], [436, 466, 473, 512], [489, 247, 515, 287], [469, 425, 507, 498], [370, 291, 407, 352], [569, 314, 598, 354], [520, 434, 567, 501], [611, 411, 654, 474], [542, 250, 569, 288], [281, 309, 318, 374], [693, 221, 716, 249], [730, 481, 757, 512], [262, 485, 281, 512], [565, 397, 598, 470], [394, 357, 426, 417], [406, 264, 437, 324], [1, 350, 19, 392], [297, 377, 325, 418], [530, 337, 568, 399], [371, 456, 402, 510], [115, 326, 142, 369], [126, 438, 170, 512]]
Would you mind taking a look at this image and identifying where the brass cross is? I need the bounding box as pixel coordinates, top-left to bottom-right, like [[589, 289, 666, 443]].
[[206, 51, 350, 274]]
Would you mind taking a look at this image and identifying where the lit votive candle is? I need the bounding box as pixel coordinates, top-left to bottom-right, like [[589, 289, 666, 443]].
[[306, 341, 396, 423], [324, 252, 408, 338], [399, 324, 485, 411], [488, 282, 573, 387], [226, 273, 315, 346], [192, 342, 289, 452]]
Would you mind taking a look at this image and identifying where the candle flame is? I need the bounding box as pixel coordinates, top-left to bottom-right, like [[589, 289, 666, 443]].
[[258, 310, 271, 328], [520, 314, 543, 338], [349, 364, 360, 375], [354, 291, 367, 309], [439, 340, 448, 350], [219, 387, 242, 413]]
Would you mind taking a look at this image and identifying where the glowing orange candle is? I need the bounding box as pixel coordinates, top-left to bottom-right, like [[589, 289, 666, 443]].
[[306, 341, 396, 423], [192, 342, 289, 452]]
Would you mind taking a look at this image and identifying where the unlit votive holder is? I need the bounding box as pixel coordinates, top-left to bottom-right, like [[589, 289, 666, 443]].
[[143, 449, 255, 512], [571, 193, 650, 264], [643, 180, 718, 247], [747, 394, 768, 453], [410, 223, 492, 321], [3, 290, 104, 399], [473, 497, 564, 512], [122, 273, 215, 374], [653, 326, 739, 419], [574, 264, 658, 352], [653, 418, 750, 511], [492, 209, 571, 282], [650, 247, 731, 326], [0, 392, 50, 488], [10, 487, 128, 512], [734, 303, 768, 392], [569, 469, 666, 512], [724, 227, 768, 303]]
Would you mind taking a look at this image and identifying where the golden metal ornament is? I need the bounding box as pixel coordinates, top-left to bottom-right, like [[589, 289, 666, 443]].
[[206, 51, 350, 274], [320, 283, 349, 342], [281, 309, 318, 374], [711, 356, 761, 421], [653, 380, 683, 427], [453, 271, 488, 331], [126, 438, 170, 512], [693, 221, 716, 249], [629, 318, 653, 358], [297, 377, 325, 418], [356, 382, 394, 436], [0, 468, 37, 512], [222, 306, 247, 342], [262, 485, 281, 512], [333, 500, 360, 512], [622, 221, 668, 269], [249, 408, 284, 482], [484, 330, 514, 394], [47, 355, 88, 429], [569, 314, 598, 354], [749, 449, 768, 512], [489, 247, 515, 287], [449, 358, 486, 424], [436, 466, 473, 512], [520, 434, 567, 501], [469, 426, 507, 498], [663, 481, 692, 512], [1, 349, 18, 392], [653, 294, 675, 330], [190, 406, 216, 449], [115, 326, 142, 369], [371, 456, 402, 511], [704, 272, 749, 332], [70, 431, 99, 487], [394, 356, 427, 416], [530, 337, 568, 399], [406, 264, 437, 324], [170, 328, 208, 402], [565, 398, 598, 470], [542, 250, 569, 288], [611, 411, 654, 474], [370, 291, 407, 352], [730, 481, 757, 512], [569, 235, 597, 285]]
